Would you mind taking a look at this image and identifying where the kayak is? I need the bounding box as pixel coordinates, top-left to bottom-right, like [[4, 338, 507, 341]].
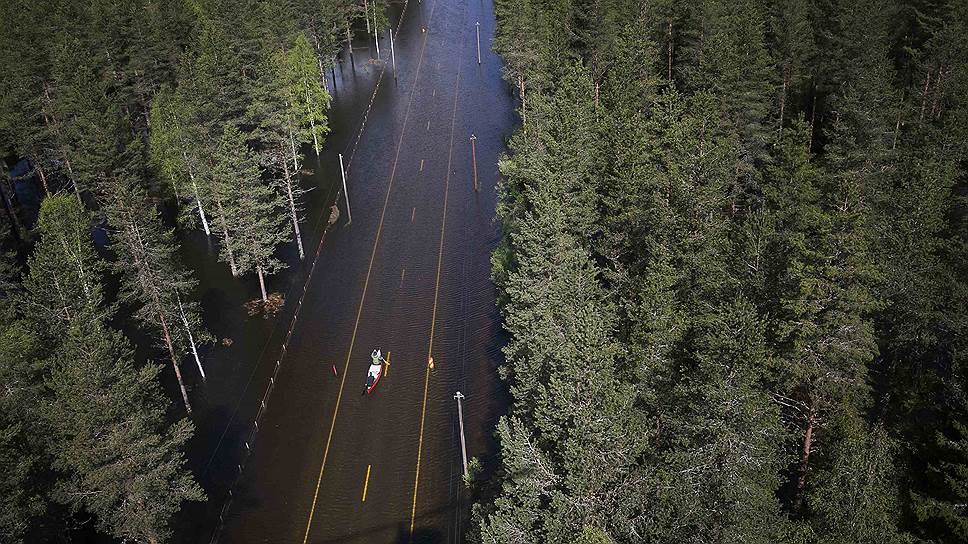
[[364, 349, 385, 395]]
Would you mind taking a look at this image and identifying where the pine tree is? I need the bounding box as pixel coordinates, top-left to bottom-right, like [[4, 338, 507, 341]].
[[148, 85, 213, 237], [211, 125, 289, 302], [247, 40, 311, 261], [0, 301, 48, 542], [100, 144, 207, 412], [44, 320, 204, 544]]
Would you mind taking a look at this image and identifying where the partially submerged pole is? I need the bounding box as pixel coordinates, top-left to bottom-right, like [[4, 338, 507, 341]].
[[454, 391, 468, 478], [470, 134, 478, 192], [339, 153, 352, 225], [389, 28, 397, 79], [475, 22, 481, 64]]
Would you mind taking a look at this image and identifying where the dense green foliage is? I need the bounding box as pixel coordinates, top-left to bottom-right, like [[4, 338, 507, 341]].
[[479, 0, 968, 542], [0, 0, 377, 540]]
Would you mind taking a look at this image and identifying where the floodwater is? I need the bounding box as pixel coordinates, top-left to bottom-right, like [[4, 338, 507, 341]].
[[173, 0, 515, 541]]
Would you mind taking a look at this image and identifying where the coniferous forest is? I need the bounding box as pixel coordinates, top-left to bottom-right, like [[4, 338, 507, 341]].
[[0, 0, 357, 541], [0, 0, 966, 542], [474, 0, 968, 543]]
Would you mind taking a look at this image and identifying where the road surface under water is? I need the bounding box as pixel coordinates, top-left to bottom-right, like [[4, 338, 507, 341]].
[[173, 0, 515, 542]]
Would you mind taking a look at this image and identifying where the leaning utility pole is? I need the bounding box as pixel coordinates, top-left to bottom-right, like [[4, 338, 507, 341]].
[[469, 134, 479, 192], [339, 153, 352, 225], [454, 391, 468, 478]]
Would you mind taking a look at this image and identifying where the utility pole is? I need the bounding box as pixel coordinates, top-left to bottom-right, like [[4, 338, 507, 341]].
[[339, 153, 352, 225], [454, 391, 468, 479], [469, 134, 478, 192], [475, 22, 481, 64], [389, 28, 397, 79]]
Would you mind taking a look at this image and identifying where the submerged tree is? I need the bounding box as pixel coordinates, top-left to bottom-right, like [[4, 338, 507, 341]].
[[100, 144, 208, 413], [212, 125, 289, 302]]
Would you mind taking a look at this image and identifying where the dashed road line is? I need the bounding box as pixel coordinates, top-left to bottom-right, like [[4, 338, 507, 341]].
[[301, 0, 441, 541]]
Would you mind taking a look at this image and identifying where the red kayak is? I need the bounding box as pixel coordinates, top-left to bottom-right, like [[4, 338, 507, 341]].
[[364, 349, 385, 395]]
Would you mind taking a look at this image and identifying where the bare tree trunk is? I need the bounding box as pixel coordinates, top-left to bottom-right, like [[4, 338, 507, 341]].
[[176, 292, 205, 381], [182, 151, 211, 237], [306, 85, 321, 155], [157, 303, 192, 414], [257, 264, 268, 302], [794, 407, 816, 511], [364, 0, 371, 32], [213, 195, 238, 276], [280, 148, 305, 260], [518, 74, 526, 131], [35, 161, 50, 196]]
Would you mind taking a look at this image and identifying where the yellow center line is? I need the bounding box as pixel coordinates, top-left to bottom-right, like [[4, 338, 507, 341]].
[[361, 464, 372, 502], [409, 18, 467, 539], [301, 0, 440, 540]]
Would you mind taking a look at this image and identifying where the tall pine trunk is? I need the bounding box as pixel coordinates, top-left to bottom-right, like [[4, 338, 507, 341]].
[[280, 146, 305, 260], [123, 210, 193, 414], [257, 264, 268, 302], [794, 406, 816, 511], [155, 299, 192, 414], [35, 161, 50, 196], [177, 292, 205, 381], [182, 151, 211, 237], [213, 193, 238, 276]]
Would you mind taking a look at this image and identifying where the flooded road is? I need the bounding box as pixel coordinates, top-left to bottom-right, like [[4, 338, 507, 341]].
[[176, 0, 515, 541]]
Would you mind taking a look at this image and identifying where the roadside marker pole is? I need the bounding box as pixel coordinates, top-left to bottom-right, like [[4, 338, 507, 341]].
[[389, 29, 397, 79], [339, 152, 352, 225], [470, 134, 478, 191], [454, 392, 468, 478], [475, 22, 481, 64]]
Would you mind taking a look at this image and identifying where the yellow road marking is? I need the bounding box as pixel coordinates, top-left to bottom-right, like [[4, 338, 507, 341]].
[[361, 464, 371, 502], [301, 1, 440, 540], [409, 23, 465, 538]]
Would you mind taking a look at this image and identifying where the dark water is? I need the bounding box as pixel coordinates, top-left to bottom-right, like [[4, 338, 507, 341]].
[[174, 0, 515, 541]]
